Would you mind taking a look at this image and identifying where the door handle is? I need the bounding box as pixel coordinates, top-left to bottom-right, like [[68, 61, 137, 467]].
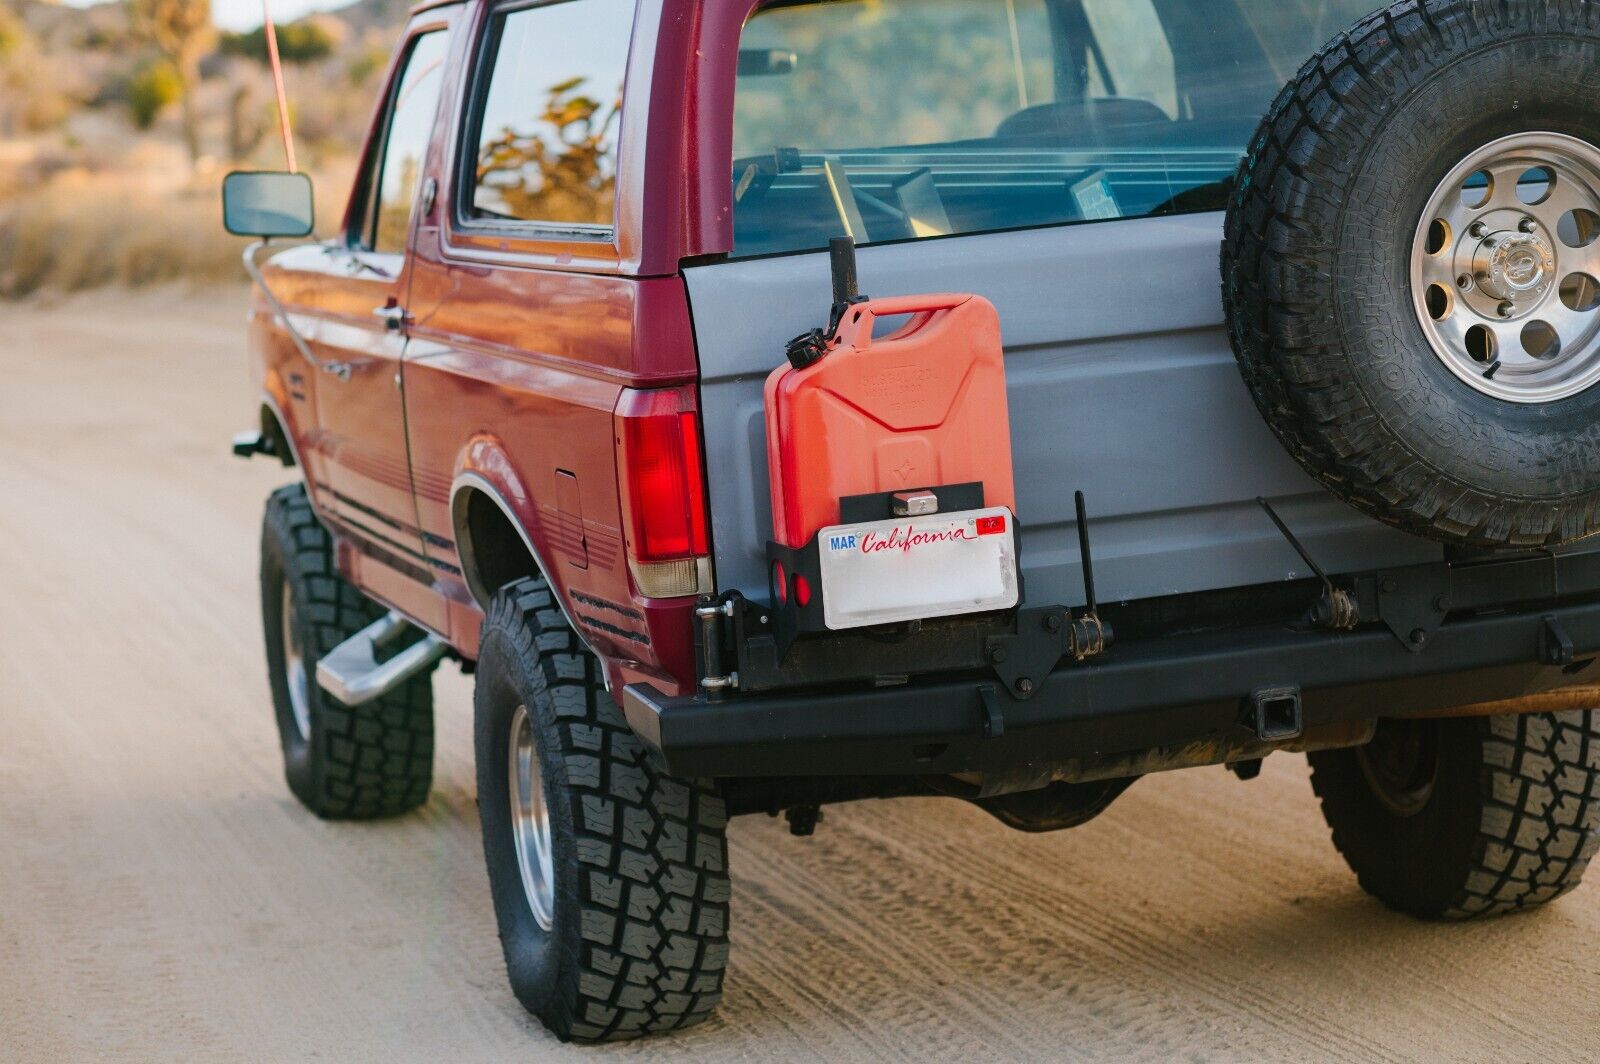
[[372, 304, 411, 331]]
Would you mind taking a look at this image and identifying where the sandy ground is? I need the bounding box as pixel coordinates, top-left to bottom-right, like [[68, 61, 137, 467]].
[[2, 288, 1599, 1062]]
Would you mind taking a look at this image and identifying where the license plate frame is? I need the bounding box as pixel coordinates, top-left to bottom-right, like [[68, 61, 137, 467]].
[[816, 507, 1019, 630]]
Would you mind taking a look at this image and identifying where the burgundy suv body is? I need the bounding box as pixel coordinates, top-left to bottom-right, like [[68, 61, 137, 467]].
[[250, 0, 758, 697], [231, 0, 1600, 1041]]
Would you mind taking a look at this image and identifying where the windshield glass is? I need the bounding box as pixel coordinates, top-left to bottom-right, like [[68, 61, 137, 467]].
[[730, 0, 1382, 257]]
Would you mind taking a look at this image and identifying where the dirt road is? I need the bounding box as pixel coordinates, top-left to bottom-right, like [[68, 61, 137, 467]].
[[2, 288, 1598, 1062]]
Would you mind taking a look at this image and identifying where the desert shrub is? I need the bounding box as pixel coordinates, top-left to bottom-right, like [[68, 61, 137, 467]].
[[0, 166, 351, 297], [0, 9, 23, 60], [222, 21, 334, 64], [0, 178, 244, 296], [127, 61, 182, 129]]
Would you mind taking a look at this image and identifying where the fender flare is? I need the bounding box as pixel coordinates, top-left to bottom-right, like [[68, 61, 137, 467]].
[[449, 468, 596, 658], [259, 388, 307, 471]]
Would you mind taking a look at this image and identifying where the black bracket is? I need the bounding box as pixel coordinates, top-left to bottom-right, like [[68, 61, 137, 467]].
[[1371, 565, 1450, 652], [1540, 614, 1575, 666], [976, 684, 1006, 738], [231, 429, 275, 460], [784, 804, 822, 836], [984, 608, 1071, 700]]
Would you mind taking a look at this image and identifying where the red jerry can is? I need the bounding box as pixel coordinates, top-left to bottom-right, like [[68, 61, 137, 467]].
[[764, 291, 1016, 549]]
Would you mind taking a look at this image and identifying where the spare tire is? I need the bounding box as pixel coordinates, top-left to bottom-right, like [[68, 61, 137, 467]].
[[1224, 0, 1600, 548]]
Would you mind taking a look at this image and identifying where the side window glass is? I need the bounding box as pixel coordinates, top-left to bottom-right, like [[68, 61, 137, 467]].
[[465, 0, 635, 229], [357, 29, 450, 254]]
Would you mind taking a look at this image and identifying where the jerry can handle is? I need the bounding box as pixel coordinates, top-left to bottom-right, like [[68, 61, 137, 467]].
[[832, 293, 970, 350]]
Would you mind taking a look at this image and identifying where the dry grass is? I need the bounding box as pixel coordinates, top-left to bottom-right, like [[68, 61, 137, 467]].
[[0, 161, 354, 298], [0, 174, 245, 297]]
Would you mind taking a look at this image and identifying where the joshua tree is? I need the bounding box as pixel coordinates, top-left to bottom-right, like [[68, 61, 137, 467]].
[[130, 0, 215, 166]]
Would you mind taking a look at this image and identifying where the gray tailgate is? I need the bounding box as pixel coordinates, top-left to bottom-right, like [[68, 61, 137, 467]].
[[683, 212, 1440, 608]]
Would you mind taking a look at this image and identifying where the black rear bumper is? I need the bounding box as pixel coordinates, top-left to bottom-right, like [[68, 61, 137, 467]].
[[623, 551, 1600, 784]]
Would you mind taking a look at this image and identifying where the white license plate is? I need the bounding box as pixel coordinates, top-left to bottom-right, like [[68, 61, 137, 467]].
[[817, 507, 1019, 630]]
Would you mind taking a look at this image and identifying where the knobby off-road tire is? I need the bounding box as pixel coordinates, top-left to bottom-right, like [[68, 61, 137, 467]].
[[1309, 713, 1600, 918], [261, 483, 435, 818], [1224, 0, 1600, 547], [473, 577, 730, 1042]]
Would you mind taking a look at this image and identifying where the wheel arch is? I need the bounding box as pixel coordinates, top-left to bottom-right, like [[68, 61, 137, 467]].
[[449, 471, 595, 655], [259, 392, 302, 469]]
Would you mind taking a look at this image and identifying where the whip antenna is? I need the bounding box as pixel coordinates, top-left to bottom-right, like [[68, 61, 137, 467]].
[[261, 0, 297, 172]]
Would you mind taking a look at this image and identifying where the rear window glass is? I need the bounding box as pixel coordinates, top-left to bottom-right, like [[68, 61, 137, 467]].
[[466, 0, 634, 229], [730, 0, 1382, 258]]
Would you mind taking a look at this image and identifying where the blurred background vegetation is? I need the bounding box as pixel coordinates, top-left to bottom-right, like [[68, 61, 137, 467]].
[[0, 0, 408, 297]]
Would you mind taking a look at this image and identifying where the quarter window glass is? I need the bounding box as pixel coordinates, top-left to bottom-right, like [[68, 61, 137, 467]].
[[468, 0, 634, 228], [368, 30, 450, 254], [731, 0, 1385, 258]]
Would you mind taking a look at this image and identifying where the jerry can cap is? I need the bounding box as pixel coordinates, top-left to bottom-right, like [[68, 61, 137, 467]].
[[784, 328, 830, 370]]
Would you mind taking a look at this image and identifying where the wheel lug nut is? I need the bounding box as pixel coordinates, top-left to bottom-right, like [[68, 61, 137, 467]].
[[1498, 301, 1515, 318], [1470, 222, 1488, 238], [1520, 218, 1537, 233]]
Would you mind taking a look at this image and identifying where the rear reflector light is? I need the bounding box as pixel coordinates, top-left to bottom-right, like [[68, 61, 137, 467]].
[[630, 557, 711, 599], [615, 388, 712, 597]]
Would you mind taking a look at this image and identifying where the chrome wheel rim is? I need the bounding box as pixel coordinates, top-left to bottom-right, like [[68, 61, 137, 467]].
[[281, 581, 312, 742], [1411, 131, 1600, 403], [508, 704, 555, 931]]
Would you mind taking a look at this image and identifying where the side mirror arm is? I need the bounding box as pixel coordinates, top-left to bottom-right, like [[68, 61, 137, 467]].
[[242, 242, 352, 382]]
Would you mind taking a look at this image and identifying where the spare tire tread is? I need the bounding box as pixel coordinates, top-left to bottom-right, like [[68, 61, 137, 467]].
[[1223, 0, 1600, 548]]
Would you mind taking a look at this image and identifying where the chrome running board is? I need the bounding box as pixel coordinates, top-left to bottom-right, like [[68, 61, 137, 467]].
[[316, 612, 446, 705]]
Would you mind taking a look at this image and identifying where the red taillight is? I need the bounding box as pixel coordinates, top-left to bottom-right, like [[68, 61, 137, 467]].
[[615, 388, 709, 563]]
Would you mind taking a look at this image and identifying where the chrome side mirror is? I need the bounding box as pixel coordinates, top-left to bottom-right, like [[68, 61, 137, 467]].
[[222, 171, 315, 238]]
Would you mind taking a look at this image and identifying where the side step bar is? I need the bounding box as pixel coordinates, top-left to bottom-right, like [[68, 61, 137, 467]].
[[316, 611, 447, 705]]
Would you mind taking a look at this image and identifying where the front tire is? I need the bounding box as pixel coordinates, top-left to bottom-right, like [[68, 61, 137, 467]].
[[261, 484, 435, 818], [473, 577, 730, 1042], [1309, 712, 1600, 918]]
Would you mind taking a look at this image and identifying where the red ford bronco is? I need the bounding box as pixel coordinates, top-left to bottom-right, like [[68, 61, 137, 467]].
[[226, 0, 1600, 1041]]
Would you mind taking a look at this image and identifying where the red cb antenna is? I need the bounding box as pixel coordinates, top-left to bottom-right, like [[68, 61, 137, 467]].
[[260, 0, 297, 173]]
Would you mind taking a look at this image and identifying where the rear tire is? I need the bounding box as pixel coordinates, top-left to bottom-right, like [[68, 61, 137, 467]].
[[261, 483, 435, 819], [1308, 712, 1600, 918], [473, 577, 731, 1042]]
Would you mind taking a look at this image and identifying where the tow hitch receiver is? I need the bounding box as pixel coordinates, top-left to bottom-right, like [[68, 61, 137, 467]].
[[316, 611, 447, 705], [1247, 685, 1303, 741]]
